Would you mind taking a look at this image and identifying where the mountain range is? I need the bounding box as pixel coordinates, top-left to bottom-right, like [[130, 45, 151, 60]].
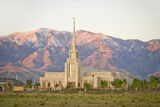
[[0, 28, 160, 83]]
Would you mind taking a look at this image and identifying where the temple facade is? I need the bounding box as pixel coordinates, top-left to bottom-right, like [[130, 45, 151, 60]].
[[40, 18, 130, 90]]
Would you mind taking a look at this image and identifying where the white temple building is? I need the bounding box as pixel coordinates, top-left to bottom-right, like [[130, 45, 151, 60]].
[[40, 18, 130, 90]]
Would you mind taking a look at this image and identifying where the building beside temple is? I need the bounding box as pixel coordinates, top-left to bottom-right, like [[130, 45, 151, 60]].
[[40, 18, 130, 90]]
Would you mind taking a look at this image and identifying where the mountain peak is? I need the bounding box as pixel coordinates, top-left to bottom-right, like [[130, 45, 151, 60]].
[[147, 39, 160, 51], [0, 28, 160, 82], [77, 30, 95, 34], [35, 28, 54, 33]]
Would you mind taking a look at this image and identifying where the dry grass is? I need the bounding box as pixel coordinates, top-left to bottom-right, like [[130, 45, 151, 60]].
[[0, 92, 160, 107]]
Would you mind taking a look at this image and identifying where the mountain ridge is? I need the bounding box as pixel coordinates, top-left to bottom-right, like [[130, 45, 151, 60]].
[[0, 28, 160, 82]]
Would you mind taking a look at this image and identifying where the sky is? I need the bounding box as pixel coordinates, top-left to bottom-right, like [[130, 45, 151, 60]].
[[0, 0, 160, 41]]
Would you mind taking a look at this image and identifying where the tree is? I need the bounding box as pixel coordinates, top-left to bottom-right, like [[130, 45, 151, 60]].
[[121, 79, 127, 89], [34, 82, 40, 86], [149, 80, 158, 88], [84, 82, 93, 90], [34, 82, 40, 90], [111, 79, 123, 89], [149, 75, 159, 89], [48, 82, 50, 88], [149, 76, 158, 89], [141, 79, 149, 89], [25, 79, 32, 88], [131, 79, 142, 91], [55, 83, 59, 88], [150, 75, 160, 82], [100, 80, 108, 89]]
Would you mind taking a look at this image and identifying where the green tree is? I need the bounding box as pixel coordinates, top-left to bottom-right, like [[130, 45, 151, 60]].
[[34, 82, 40, 90], [149, 75, 160, 88], [131, 79, 142, 91], [25, 79, 32, 88], [141, 79, 149, 89], [150, 75, 160, 82], [111, 79, 123, 89], [100, 80, 108, 89], [84, 82, 93, 90], [149, 79, 158, 88], [149, 75, 159, 89], [34, 82, 40, 86]]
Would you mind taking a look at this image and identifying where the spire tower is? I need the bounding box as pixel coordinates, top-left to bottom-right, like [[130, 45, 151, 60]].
[[64, 17, 80, 88], [71, 17, 77, 51]]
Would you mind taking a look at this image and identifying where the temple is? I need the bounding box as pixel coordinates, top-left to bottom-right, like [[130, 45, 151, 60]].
[[40, 18, 130, 90]]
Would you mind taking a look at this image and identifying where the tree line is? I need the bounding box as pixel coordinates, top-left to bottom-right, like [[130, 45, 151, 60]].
[[24, 75, 160, 91], [84, 75, 160, 91]]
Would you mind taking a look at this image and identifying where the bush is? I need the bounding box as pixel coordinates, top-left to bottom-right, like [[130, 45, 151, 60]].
[[84, 82, 93, 90], [100, 80, 108, 89]]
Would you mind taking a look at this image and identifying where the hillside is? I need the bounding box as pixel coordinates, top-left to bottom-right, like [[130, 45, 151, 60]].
[[0, 28, 160, 82]]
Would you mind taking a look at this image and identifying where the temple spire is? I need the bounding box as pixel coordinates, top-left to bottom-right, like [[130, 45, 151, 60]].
[[72, 17, 77, 51]]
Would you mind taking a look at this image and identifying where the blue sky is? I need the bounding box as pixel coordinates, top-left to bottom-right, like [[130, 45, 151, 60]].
[[0, 0, 160, 41]]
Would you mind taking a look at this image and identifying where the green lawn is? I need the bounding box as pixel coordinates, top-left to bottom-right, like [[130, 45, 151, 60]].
[[0, 92, 160, 107]]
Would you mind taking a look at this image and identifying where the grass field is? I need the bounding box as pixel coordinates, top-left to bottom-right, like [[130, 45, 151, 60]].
[[0, 92, 160, 107]]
